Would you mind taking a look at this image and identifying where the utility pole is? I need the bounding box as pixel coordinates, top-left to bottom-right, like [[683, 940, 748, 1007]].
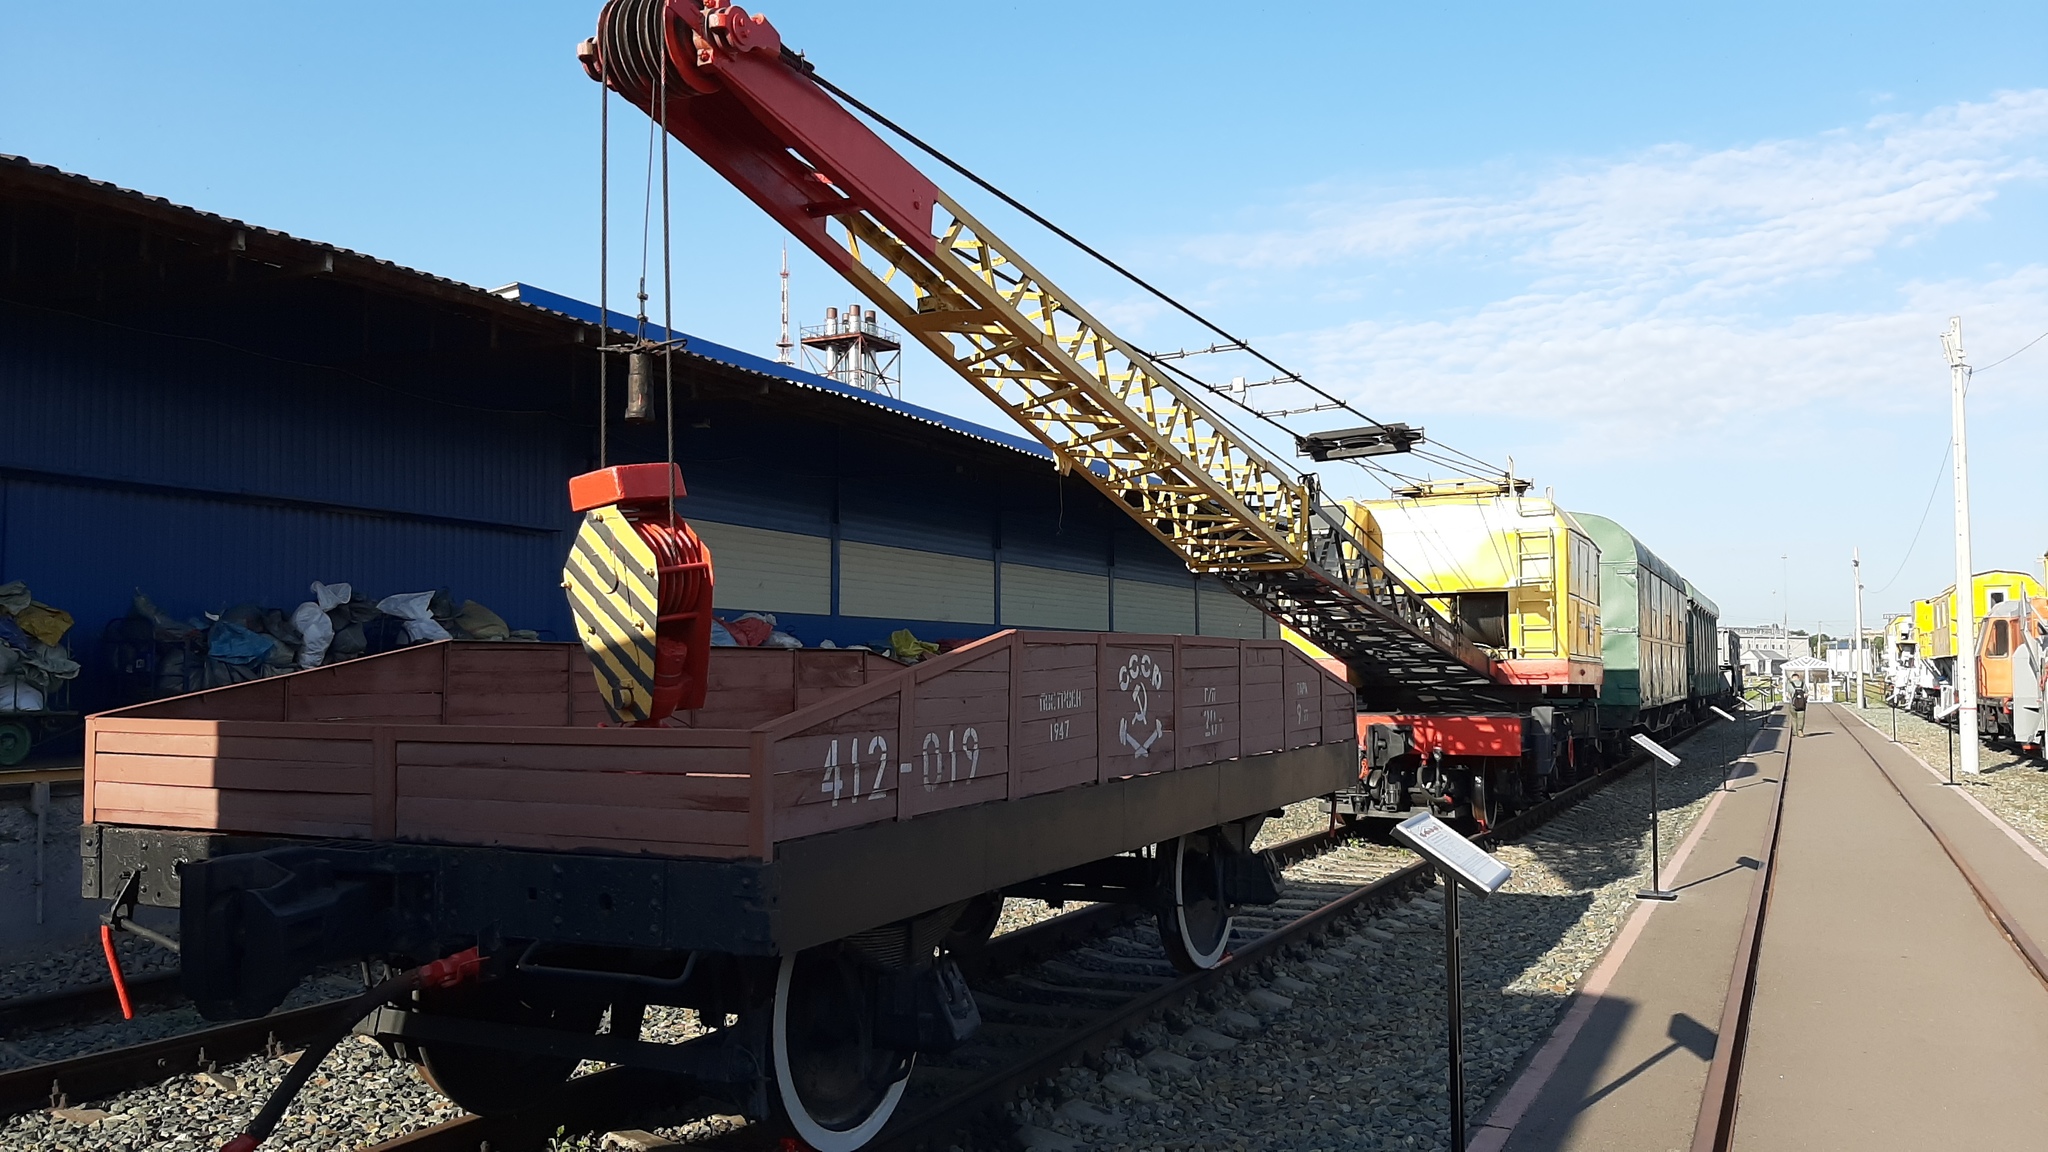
[[1944, 317, 1979, 774], [1853, 549, 1865, 709]]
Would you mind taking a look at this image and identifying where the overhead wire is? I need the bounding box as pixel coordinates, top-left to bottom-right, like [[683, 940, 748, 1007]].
[[1871, 442, 1951, 595], [1974, 328, 2048, 374], [793, 58, 1510, 486], [598, 72, 611, 467], [659, 41, 677, 528]]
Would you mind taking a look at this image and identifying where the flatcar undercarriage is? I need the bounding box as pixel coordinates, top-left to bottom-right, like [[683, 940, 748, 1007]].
[[86, 808, 1292, 1151]]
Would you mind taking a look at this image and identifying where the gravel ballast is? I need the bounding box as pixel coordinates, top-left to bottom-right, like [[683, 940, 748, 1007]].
[[1001, 716, 1769, 1152]]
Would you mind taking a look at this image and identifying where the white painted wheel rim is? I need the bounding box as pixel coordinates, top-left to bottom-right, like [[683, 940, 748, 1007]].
[[771, 952, 912, 1152], [1173, 834, 1233, 968]]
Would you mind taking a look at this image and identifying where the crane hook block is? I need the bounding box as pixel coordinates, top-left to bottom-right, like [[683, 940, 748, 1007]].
[[563, 463, 716, 726]]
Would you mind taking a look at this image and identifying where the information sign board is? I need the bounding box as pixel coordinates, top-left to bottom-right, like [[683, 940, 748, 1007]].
[[1392, 812, 1511, 895], [1631, 732, 1681, 767]]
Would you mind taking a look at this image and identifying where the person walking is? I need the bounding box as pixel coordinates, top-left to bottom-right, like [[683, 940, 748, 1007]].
[[1789, 676, 1807, 737]]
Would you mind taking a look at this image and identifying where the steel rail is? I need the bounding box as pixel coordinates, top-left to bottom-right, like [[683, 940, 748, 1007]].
[[0, 971, 179, 1036], [0, 997, 350, 1118], [1689, 718, 1792, 1152], [364, 716, 1718, 1152], [1695, 712, 2048, 1152], [1836, 715, 2048, 984]]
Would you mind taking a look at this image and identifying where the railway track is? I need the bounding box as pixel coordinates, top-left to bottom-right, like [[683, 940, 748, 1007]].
[[0, 987, 350, 1119], [1691, 712, 2048, 1152], [0, 971, 178, 1037], [363, 721, 1711, 1152]]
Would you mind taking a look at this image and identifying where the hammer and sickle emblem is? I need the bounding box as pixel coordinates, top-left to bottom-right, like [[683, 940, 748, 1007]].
[[1117, 653, 1164, 756]]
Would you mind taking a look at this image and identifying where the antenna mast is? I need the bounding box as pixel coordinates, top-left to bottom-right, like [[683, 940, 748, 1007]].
[[776, 246, 794, 366]]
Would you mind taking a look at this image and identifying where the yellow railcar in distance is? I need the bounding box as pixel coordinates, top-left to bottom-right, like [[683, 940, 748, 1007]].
[[1342, 479, 1602, 690], [1927, 570, 2046, 661]]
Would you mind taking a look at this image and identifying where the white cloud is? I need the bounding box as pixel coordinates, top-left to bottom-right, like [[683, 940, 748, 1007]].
[[1217, 90, 2048, 298], [1184, 91, 2048, 441]]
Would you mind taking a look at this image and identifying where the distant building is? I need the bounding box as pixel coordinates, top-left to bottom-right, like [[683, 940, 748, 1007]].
[[1722, 624, 1808, 679], [1824, 638, 1873, 675]]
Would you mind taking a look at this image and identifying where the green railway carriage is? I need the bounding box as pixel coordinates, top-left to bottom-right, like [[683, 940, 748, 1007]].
[[1573, 513, 1720, 736], [1684, 580, 1725, 700]]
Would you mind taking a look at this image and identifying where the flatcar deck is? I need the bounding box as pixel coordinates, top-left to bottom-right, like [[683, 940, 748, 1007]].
[[84, 633, 1355, 864]]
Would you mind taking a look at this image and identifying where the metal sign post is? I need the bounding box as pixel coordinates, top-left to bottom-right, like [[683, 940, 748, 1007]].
[[1392, 813, 1512, 1152], [1630, 734, 1681, 901]]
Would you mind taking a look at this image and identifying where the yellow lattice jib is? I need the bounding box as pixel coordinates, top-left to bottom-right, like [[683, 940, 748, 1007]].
[[823, 195, 1307, 573]]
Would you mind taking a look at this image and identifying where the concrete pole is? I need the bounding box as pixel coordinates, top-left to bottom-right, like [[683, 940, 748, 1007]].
[[1853, 549, 1866, 709], [1944, 317, 1980, 774]]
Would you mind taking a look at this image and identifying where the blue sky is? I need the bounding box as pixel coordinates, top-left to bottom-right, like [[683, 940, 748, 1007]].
[[6, 1, 2045, 631]]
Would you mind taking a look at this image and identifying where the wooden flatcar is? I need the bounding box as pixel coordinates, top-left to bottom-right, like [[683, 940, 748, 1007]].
[[82, 632, 1354, 1148]]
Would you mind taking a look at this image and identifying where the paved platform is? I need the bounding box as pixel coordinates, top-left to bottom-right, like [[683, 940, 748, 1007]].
[[1476, 716, 1787, 1152], [1733, 704, 2048, 1149], [1477, 703, 2048, 1151]]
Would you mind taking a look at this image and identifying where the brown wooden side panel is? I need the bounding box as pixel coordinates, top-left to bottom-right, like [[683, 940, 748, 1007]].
[[1176, 640, 1244, 769], [94, 780, 372, 839], [396, 741, 750, 776], [91, 752, 373, 794], [1323, 678, 1356, 747], [396, 797, 750, 858], [1098, 641, 1177, 781], [1014, 640, 1098, 798], [1284, 647, 1325, 749], [285, 692, 445, 724], [282, 647, 448, 723], [795, 650, 874, 707], [135, 679, 291, 722], [1241, 646, 1285, 755], [393, 734, 751, 855], [899, 650, 1010, 820], [571, 677, 612, 727], [395, 762, 750, 810], [444, 644, 576, 726], [90, 726, 375, 835], [768, 696, 903, 841]]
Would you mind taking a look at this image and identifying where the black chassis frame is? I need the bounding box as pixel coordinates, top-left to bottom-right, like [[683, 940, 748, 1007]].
[[83, 741, 1354, 1026]]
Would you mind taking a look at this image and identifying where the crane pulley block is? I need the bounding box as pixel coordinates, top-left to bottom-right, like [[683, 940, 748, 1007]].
[[563, 462, 716, 725]]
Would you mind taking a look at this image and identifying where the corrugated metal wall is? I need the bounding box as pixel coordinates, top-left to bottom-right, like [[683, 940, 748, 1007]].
[[0, 301, 582, 712], [1, 295, 1275, 719]]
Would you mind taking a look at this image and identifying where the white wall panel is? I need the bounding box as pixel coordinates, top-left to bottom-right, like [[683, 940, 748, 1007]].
[[690, 519, 831, 615], [1114, 577, 1196, 635], [841, 540, 994, 623], [1198, 584, 1268, 639], [1001, 563, 1109, 630]]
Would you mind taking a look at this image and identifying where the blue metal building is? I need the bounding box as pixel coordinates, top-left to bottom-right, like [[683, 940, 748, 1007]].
[[0, 157, 1268, 720]]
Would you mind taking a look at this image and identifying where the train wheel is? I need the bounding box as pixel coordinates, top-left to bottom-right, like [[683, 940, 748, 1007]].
[[771, 946, 914, 1152], [1471, 771, 1499, 831], [1157, 832, 1233, 973], [413, 982, 602, 1116]]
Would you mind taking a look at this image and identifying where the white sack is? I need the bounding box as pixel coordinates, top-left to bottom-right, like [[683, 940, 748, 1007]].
[[377, 592, 452, 644], [311, 581, 352, 612], [293, 602, 335, 669]]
